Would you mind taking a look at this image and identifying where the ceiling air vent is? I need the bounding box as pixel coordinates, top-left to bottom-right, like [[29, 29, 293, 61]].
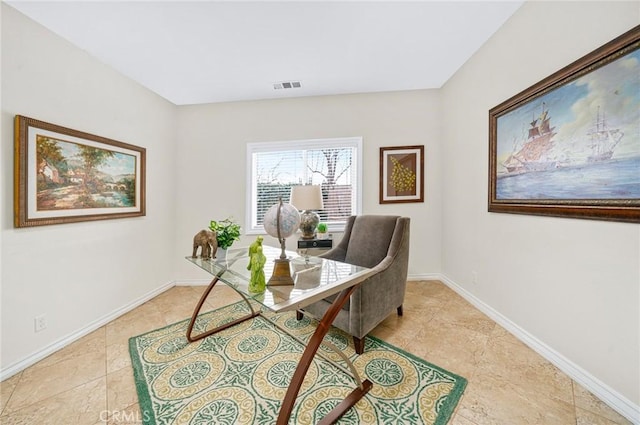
[[273, 80, 302, 90]]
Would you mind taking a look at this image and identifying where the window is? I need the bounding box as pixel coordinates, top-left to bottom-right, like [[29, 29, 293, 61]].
[[246, 137, 362, 234]]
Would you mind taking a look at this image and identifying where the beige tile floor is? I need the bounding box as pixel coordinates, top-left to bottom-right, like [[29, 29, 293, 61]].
[[0, 280, 633, 425]]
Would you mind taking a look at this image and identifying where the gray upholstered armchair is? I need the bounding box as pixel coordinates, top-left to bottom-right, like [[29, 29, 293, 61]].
[[297, 215, 410, 354]]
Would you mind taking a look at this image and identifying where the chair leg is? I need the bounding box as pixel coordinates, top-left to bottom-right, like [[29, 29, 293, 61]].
[[397, 304, 403, 316], [353, 336, 365, 354], [296, 310, 304, 321]]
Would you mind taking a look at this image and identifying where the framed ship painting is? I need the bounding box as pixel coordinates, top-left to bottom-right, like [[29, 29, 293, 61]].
[[14, 116, 146, 227], [489, 25, 640, 223]]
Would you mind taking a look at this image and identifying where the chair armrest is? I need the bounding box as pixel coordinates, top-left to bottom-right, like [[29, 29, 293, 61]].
[[318, 245, 347, 262], [348, 254, 409, 337]]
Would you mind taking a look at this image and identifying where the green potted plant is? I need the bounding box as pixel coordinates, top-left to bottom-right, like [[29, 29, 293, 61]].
[[316, 222, 328, 240], [209, 218, 241, 258]]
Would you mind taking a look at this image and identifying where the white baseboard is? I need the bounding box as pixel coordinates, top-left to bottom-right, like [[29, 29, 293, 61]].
[[0, 281, 176, 382], [408, 273, 444, 281], [436, 274, 639, 424]]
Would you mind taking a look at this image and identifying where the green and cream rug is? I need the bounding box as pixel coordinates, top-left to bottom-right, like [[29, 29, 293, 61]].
[[129, 301, 467, 424]]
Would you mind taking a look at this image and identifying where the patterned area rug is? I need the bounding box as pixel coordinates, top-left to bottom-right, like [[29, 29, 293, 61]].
[[129, 301, 467, 424]]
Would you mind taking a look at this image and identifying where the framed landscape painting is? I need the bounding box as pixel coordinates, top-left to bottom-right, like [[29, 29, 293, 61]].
[[379, 145, 424, 204], [488, 25, 640, 223], [14, 115, 146, 227]]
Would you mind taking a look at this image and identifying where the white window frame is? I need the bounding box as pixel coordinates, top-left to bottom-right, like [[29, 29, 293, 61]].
[[245, 137, 363, 235]]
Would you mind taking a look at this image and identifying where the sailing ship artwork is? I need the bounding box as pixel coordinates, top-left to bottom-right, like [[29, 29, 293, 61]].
[[494, 47, 640, 201]]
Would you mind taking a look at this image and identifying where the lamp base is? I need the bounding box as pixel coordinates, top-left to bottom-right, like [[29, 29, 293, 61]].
[[268, 258, 294, 286], [299, 210, 320, 239]]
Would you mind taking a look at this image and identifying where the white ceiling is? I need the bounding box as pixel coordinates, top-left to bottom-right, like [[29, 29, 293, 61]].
[[7, 1, 523, 106]]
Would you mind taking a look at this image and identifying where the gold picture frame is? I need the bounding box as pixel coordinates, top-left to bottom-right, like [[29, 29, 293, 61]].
[[14, 115, 146, 227], [488, 25, 640, 223]]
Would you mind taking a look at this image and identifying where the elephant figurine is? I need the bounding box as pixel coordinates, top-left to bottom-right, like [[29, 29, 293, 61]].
[[192, 229, 218, 259]]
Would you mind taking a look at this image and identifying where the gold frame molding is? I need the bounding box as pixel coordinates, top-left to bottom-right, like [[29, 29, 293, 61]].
[[488, 25, 640, 223], [14, 115, 146, 227]]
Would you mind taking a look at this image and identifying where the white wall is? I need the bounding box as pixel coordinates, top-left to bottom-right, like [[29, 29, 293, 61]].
[[441, 0, 639, 411], [1, 4, 178, 372], [174, 91, 442, 280]]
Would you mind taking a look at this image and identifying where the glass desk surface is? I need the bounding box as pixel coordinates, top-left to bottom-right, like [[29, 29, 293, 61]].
[[186, 244, 371, 313]]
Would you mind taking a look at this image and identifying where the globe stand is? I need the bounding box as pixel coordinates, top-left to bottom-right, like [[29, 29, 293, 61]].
[[267, 199, 295, 286], [268, 258, 294, 286]]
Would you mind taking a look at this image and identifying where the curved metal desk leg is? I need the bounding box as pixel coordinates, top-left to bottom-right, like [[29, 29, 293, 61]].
[[321, 340, 365, 390], [276, 286, 373, 425], [186, 275, 259, 343]]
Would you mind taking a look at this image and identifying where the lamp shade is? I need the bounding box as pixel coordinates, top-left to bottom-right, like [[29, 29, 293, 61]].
[[290, 185, 323, 210]]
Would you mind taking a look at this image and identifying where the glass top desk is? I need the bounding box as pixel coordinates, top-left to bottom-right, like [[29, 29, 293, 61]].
[[185, 244, 374, 425]]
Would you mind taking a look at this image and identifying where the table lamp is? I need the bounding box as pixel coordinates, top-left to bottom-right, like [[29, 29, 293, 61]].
[[290, 185, 323, 239]]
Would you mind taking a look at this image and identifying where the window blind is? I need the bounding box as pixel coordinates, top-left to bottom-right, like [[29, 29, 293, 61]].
[[247, 138, 361, 233]]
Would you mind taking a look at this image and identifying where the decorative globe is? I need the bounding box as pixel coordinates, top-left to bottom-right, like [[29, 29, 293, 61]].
[[263, 202, 300, 240]]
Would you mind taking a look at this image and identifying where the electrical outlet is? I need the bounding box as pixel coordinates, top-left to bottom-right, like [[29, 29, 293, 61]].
[[471, 271, 478, 285], [34, 314, 47, 332]]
